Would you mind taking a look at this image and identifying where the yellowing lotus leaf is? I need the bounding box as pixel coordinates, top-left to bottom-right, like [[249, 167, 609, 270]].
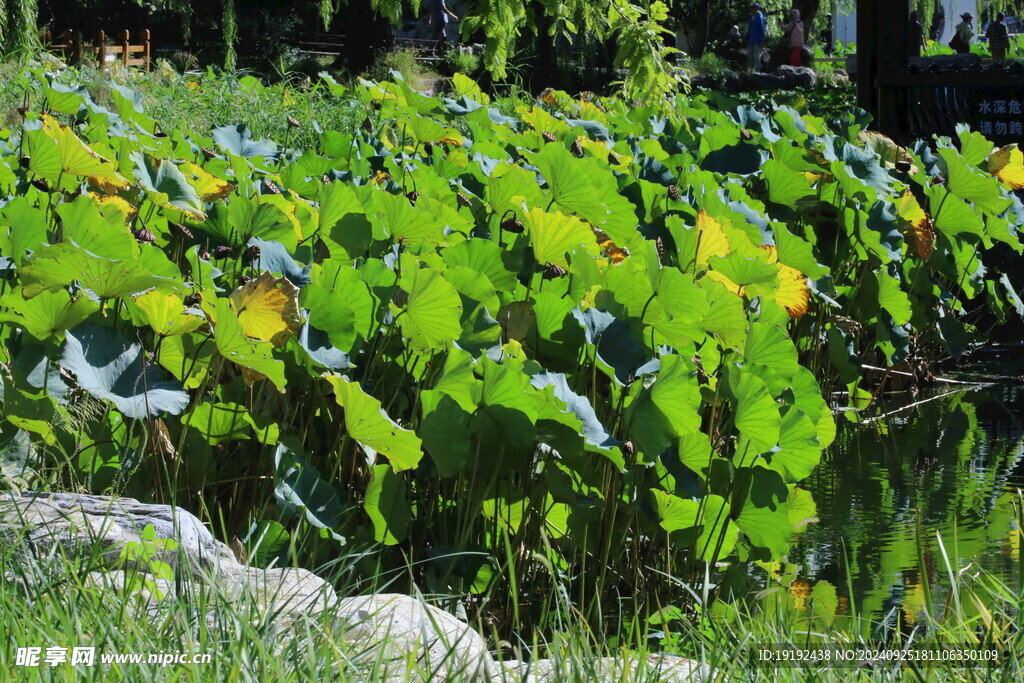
[[761, 246, 809, 318], [133, 291, 206, 336], [988, 144, 1024, 189], [40, 114, 130, 188], [89, 193, 137, 220], [694, 210, 731, 268], [895, 190, 934, 260], [180, 161, 234, 202], [229, 272, 302, 347], [371, 170, 392, 185]]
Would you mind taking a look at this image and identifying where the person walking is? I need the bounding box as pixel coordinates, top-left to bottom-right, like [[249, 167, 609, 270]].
[[987, 12, 1010, 61], [908, 10, 926, 57], [782, 8, 805, 66], [952, 12, 974, 54], [427, 0, 459, 52], [747, 2, 767, 71]]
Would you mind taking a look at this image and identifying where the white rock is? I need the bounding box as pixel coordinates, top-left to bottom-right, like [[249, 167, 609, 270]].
[[335, 593, 498, 681]]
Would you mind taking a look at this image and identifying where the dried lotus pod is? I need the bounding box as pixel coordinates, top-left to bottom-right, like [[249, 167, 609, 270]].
[[542, 264, 567, 280], [423, 142, 434, 156], [18, 155, 30, 169], [667, 184, 681, 202], [500, 211, 524, 234], [656, 236, 665, 258], [571, 139, 584, 157], [199, 249, 212, 261], [171, 223, 193, 239], [245, 244, 261, 263], [132, 228, 156, 244], [542, 130, 557, 143], [31, 178, 49, 193], [287, 115, 301, 128], [406, 190, 420, 205], [262, 178, 282, 195], [456, 192, 472, 208], [183, 293, 202, 307], [213, 245, 233, 259]]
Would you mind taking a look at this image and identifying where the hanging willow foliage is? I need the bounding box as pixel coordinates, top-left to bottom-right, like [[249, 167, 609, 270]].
[[0, 0, 38, 55], [222, 0, 237, 70]]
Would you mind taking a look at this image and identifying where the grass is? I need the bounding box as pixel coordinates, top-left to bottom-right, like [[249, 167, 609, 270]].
[[0, 56, 365, 151], [3, 515, 1022, 681]]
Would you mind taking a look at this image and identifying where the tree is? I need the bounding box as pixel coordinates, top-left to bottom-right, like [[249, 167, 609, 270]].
[[0, 0, 38, 54]]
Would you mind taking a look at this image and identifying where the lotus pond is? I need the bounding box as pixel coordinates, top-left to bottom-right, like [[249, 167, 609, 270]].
[[1, 63, 1024, 667]]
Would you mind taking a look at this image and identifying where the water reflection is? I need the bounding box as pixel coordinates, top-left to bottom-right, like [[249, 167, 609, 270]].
[[721, 377, 1023, 633]]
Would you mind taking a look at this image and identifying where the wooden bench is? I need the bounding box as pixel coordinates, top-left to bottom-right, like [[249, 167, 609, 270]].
[[42, 29, 151, 69], [298, 34, 443, 62]]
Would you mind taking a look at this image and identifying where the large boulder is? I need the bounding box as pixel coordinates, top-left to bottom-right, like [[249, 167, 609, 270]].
[[336, 593, 498, 680], [773, 64, 817, 89], [737, 71, 788, 90], [0, 491, 232, 572]]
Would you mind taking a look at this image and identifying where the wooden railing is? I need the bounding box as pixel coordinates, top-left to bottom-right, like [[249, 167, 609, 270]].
[[299, 34, 442, 62], [877, 62, 1024, 144], [42, 29, 151, 70]]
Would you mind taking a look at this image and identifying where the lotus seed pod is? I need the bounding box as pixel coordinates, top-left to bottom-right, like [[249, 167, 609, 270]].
[[501, 214, 524, 234], [245, 244, 261, 262], [213, 245, 233, 259], [542, 130, 557, 143], [667, 185, 681, 201], [132, 228, 156, 243], [287, 115, 300, 128], [542, 264, 567, 279], [171, 223, 193, 239], [456, 192, 472, 208]]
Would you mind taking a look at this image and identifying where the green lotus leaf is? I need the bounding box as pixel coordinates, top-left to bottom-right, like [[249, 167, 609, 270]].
[[131, 151, 206, 220], [744, 320, 795, 369], [21, 243, 172, 300], [531, 142, 639, 246], [522, 207, 597, 269], [61, 323, 188, 419], [734, 468, 792, 557], [325, 375, 423, 472], [726, 367, 780, 457], [0, 289, 98, 341], [364, 464, 411, 545], [651, 491, 737, 562], [442, 238, 517, 292], [938, 148, 1012, 215], [58, 196, 136, 260], [212, 123, 278, 159], [760, 408, 821, 482], [318, 182, 373, 260], [274, 441, 345, 542], [763, 159, 815, 206], [397, 269, 462, 351], [874, 269, 912, 326], [182, 401, 279, 445], [0, 198, 48, 264], [419, 390, 472, 477], [927, 185, 985, 238]]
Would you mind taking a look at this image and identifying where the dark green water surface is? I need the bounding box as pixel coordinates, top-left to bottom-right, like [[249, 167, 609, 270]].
[[727, 350, 1024, 632]]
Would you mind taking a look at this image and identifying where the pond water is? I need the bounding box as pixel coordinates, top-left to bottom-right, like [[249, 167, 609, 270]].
[[723, 348, 1024, 634]]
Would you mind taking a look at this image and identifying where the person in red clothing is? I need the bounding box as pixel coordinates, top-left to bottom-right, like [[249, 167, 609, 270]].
[[782, 8, 805, 66]]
